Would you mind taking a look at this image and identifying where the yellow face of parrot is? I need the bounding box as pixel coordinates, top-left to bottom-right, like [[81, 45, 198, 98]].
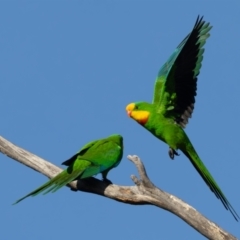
[[126, 103, 150, 125]]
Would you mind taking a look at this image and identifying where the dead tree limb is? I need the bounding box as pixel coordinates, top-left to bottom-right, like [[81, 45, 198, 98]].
[[0, 136, 237, 240]]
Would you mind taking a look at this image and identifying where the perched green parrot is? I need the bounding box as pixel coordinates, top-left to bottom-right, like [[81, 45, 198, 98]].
[[126, 16, 239, 220], [13, 134, 123, 204]]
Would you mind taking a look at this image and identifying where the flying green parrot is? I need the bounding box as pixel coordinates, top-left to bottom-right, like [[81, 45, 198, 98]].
[[13, 134, 123, 204], [125, 16, 239, 220]]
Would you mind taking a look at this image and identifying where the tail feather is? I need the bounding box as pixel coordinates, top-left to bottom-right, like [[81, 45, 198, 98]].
[[43, 170, 82, 194], [182, 145, 239, 221], [13, 169, 82, 205]]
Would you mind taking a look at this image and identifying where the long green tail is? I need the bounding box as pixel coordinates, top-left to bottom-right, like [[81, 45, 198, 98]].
[[182, 143, 239, 221], [13, 168, 83, 205]]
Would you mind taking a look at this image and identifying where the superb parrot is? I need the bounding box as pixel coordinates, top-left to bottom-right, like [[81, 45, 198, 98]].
[[14, 134, 123, 204], [126, 16, 239, 220]]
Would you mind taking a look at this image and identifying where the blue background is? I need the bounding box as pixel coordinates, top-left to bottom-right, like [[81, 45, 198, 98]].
[[1, 1, 239, 239]]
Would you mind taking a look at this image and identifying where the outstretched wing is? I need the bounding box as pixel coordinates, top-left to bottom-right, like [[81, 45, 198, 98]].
[[153, 16, 212, 128]]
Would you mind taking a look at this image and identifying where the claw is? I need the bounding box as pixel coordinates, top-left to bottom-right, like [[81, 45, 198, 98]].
[[168, 148, 180, 160], [102, 178, 112, 185]]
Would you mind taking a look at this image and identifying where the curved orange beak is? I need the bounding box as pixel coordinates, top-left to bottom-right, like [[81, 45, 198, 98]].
[[126, 103, 135, 117]]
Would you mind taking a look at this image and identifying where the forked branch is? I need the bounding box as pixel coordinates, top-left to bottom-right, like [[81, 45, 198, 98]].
[[0, 136, 237, 240]]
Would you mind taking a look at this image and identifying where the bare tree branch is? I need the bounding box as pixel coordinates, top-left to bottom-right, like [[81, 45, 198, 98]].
[[0, 135, 237, 240]]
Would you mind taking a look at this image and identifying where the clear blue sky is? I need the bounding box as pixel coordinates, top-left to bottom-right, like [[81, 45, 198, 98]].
[[1, 1, 240, 239]]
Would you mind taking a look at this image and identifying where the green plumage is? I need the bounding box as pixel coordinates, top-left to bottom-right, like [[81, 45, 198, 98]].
[[127, 16, 239, 220], [13, 134, 123, 204]]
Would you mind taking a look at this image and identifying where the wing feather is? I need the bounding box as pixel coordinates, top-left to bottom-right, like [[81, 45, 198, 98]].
[[153, 16, 212, 128]]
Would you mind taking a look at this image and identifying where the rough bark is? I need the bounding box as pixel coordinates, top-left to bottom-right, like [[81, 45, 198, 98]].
[[0, 136, 237, 240]]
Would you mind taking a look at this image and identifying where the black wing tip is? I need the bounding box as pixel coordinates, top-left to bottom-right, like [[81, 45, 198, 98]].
[[62, 153, 78, 166], [196, 15, 204, 23], [194, 15, 212, 31], [194, 16, 205, 29], [61, 160, 69, 166], [196, 15, 203, 23]]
